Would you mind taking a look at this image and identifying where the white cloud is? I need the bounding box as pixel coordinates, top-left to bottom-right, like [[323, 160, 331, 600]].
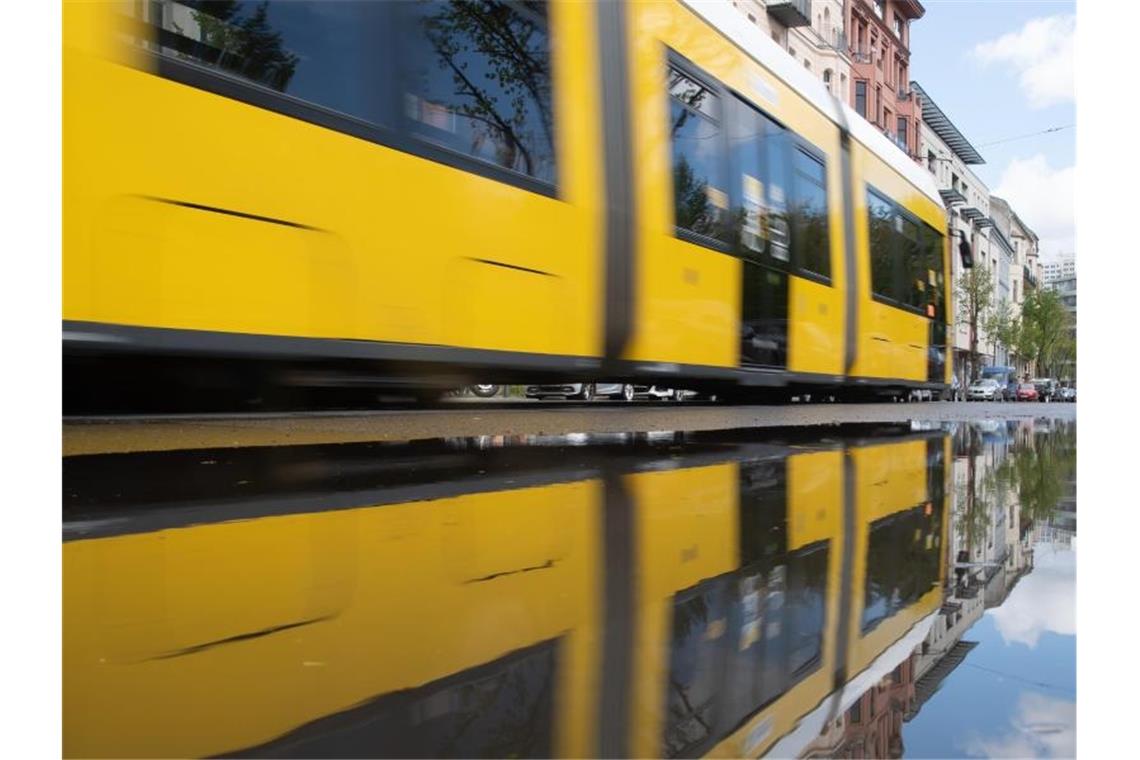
[[987, 543, 1075, 648], [973, 15, 1075, 108], [993, 154, 1075, 260], [962, 692, 1076, 758]]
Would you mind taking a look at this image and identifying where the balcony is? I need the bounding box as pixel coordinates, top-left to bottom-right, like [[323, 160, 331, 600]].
[[767, 0, 812, 29], [898, 87, 913, 101], [1023, 265, 1037, 289], [849, 47, 873, 64]]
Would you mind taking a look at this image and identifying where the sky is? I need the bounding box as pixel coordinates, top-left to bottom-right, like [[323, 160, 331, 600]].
[[909, 0, 1076, 262], [903, 542, 1077, 757]]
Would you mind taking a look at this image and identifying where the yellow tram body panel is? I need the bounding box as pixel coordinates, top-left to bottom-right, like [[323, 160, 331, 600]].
[[63, 0, 605, 359], [63, 482, 602, 759]]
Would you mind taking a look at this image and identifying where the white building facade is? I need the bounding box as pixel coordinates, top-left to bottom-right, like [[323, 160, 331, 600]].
[[730, 1, 853, 99], [912, 82, 992, 385]]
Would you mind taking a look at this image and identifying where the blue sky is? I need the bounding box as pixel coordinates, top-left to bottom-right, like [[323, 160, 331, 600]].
[[903, 543, 1076, 757], [909, 1, 1076, 260]]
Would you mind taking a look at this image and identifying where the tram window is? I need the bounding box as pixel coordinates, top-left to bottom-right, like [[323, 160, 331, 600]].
[[134, 1, 558, 191], [401, 1, 556, 184], [664, 577, 731, 758], [861, 503, 942, 634], [138, 0, 391, 126], [898, 215, 923, 309], [238, 638, 558, 756], [922, 223, 946, 319], [867, 189, 897, 300], [785, 543, 827, 678], [669, 66, 732, 247], [789, 149, 831, 280], [727, 97, 789, 262]]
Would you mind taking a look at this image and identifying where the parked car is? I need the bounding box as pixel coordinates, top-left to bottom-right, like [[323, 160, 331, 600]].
[[967, 378, 1002, 401], [1015, 382, 1038, 402], [525, 383, 633, 401], [631, 385, 691, 401], [1031, 378, 1058, 402], [1060, 386, 1076, 402]]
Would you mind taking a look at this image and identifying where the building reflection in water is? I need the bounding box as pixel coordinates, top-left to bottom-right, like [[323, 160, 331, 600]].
[[62, 419, 1074, 759]]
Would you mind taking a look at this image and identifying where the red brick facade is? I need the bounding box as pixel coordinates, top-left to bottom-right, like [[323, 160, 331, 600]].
[[846, 0, 925, 160]]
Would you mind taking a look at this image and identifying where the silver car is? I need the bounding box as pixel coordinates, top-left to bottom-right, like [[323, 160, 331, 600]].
[[967, 378, 1001, 401], [525, 383, 633, 401]]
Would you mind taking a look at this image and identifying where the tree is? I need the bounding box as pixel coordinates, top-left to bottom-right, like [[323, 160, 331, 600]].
[[983, 299, 1019, 370], [418, 0, 554, 178], [1019, 290, 1072, 378], [190, 1, 298, 91], [955, 264, 995, 380]]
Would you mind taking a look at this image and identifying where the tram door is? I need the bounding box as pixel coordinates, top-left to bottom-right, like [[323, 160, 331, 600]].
[[729, 97, 790, 369]]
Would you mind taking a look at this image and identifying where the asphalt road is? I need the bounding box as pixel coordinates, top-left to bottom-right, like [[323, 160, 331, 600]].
[[63, 399, 1076, 456]]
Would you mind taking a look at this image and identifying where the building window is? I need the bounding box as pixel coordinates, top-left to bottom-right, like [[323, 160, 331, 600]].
[[823, 68, 833, 93], [894, 13, 904, 38], [789, 46, 797, 58], [855, 80, 867, 117], [897, 116, 907, 148], [748, 13, 756, 23], [804, 59, 812, 70], [875, 85, 882, 119], [927, 150, 936, 173], [873, 0, 884, 19], [668, 64, 731, 247]]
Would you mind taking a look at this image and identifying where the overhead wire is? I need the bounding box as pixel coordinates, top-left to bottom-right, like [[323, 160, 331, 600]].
[[975, 125, 1075, 148]]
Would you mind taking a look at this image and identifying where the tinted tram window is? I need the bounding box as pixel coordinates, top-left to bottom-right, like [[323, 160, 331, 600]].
[[727, 97, 789, 262], [140, 1, 391, 126], [868, 189, 897, 300], [899, 215, 923, 309], [400, 1, 556, 184], [923, 223, 947, 319], [789, 149, 831, 279], [233, 639, 557, 757], [133, 1, 557, 190], [664, 577, 731, 758], [861, 501, 943, 634], [669, 66, 732, 246]]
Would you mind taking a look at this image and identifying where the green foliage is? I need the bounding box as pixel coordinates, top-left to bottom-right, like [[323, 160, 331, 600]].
[[982, 299, 1020, 363], [955, 264, 995, 379], [191, 1, 298, 91], [1018, 289, 1073, 377]]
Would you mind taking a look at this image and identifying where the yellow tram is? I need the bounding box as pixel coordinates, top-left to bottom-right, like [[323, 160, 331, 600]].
[[63, 428, 949, 757], [64, 0, 954, 399]]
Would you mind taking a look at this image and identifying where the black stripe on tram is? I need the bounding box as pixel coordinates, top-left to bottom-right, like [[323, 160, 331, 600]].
[[834, 103, 860, 376], [597, 471, 634, 758], [597, 0, 635, 362], [829, 449, 858, 711]]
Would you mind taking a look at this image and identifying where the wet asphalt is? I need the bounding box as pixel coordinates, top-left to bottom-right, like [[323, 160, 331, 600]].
[[63, 399, 1076, 456]]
